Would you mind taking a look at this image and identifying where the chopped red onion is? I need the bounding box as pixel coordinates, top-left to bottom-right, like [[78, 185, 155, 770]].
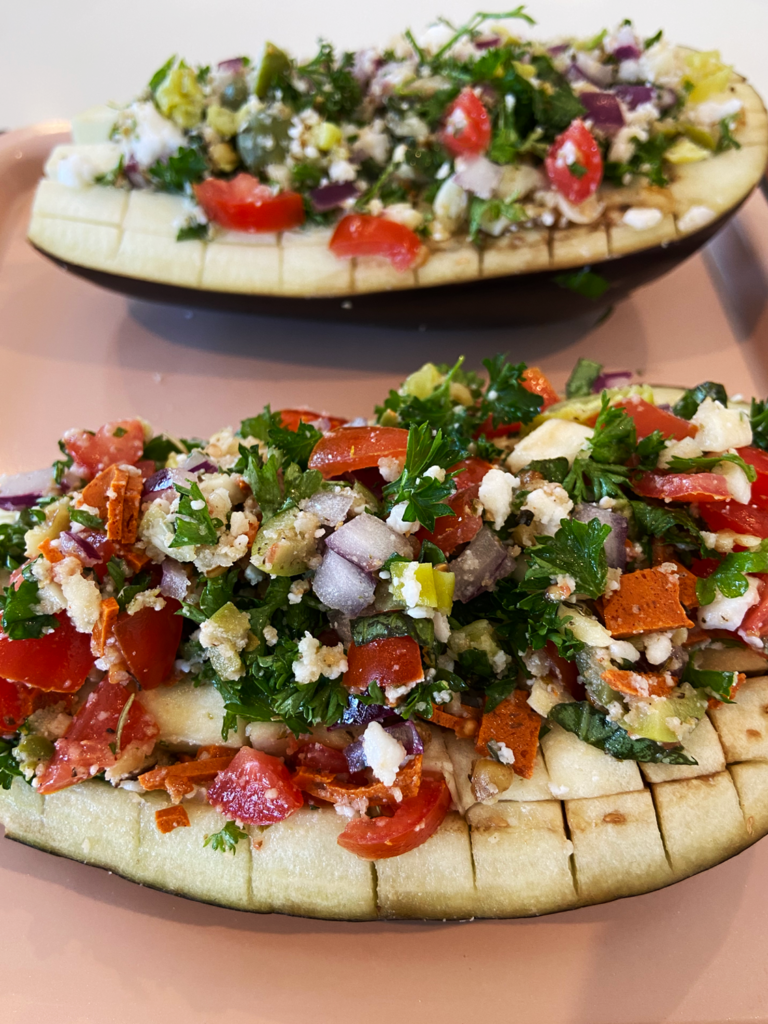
[[658, 87, 678, 111], [453, 156, 502, 200], [548, 43, 570, 55], [337, 696, 397, 728], [572, 504, 628, 570], [309, 183, 359, 211], [304, 489, 355, 526], [614, 44, 641, 61], [475, 36, 501, 50], [572, 51, 614, 88], [613, 84, 655, 109], [59, 531, 101, 566], [143, 466, 191, 498], [343, 720, 423, 773], [450, 526, 516, 603], [592, 370, 633, 392], [325, 512, 410, 572], [160, 559, 190, 601], [217, 57, 245, 73], [312, 549, 376, 617], [0, 467, 56, 509], [579, 92, 625, 135], [182, 452, 217, 474]]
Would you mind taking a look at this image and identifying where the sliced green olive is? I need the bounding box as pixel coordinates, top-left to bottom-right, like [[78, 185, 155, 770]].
[[237, 110, 292, 173], [220, 76, 249, 111]]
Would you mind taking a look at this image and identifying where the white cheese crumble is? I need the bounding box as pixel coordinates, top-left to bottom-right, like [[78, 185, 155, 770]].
[[691, 397, 752, 451], [489, 740, 515, 766], [386, 501, 421, 535], [698, 576, 761, 632], [423, 464, 446, 482], [288, 579, 310, 605], [478, 468, 518, 531], [609, 639, 641, 663], [641, 631, 674, 666], [689, 97, 743, 126], [292, 631, 348, 684], [126, 587, 166, 616], [507, 419, 593, 473], [677, 205, 716, 234], [263, 624, 278, 647], [361, 721, 406, 786], [118, 101, 186, 169], [51, 556, 102, 633], [522, 482, 573, 536], [377, 456, 405, 482], [657, 435, 703, 469], [622, 207, 664, 231]]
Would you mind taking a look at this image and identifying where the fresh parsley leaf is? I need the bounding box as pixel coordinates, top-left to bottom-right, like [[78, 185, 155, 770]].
[[94, 155, 124, 186], [564, 455, 630, 503], [267, 420, 323, 471], [525, 457, 570, 484], [148, 145, 208, 193], [0, 507, 42, 571], [351, 611, 434, 648], [149, 55, 176, 92], [549, 702, 697, 764], [554, 266, 610, 300], [0, 738, 22, 790], [176, 222, 209, 241], [248, 576, 292, 639], [204, 820, 248, 853], [239, 448, 282, 520], [0, 562, 60, 640], [667, 451, 757, 482], [751, 398, 768, 452], [716, 116, 741, 153], [109, 561, 152, 613], [672, 381, 728, 420], [296, 42, 362, 121], [589, 394, 637, 465], [696, 543, 768, 606], [199, 569, 239, 618], [419, 541, 447, 566], [479, 355, 543, 429], [644, 29, 663, 49], [382, 423, 463, 532], [69, 508, 104, 529], [240, 406, 283, 442], [468, 195, 526, 243], [171, 482, 222, 547], [524, 517, 610, 599], [629, 501, 704, 551], [142, 434, 193, 468], [569, 161, 587, 179], [53, 438, 74, 487], [483, 676, 518, 713], [430, 7, 535, 63], [565, 357, 603, 398], [636, 430, 668, 471]]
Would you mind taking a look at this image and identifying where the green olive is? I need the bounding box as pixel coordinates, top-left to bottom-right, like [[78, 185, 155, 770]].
[[220, 77, 249, 111], [17, 734, 54, 762], [236, 110, 291, 173]]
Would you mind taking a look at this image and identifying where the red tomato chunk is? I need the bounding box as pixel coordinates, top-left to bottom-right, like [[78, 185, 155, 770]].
[[545, 119, 603, 205], [112, 599, 183, 691], [615, 397, 697, 441], [439, 88, 491, 156], [699, 501, 768, 539], [308, 425, 409, 479], [633, 472, 732, 504], [0, 613, 94, 693], [37, 679, 158, 795], [344, 636, 424, 693], [194, 174, 305, 232], [207, 747, 304, 826], [329, 214, 423, 271], [337, 772, 451, 859], [63, 419, 145, 479]]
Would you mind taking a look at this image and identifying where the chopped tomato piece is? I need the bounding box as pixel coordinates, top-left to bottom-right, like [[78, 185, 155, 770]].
[[112, 598, 183, 690], [344, 636, 424, 693], [0, 678, 40, 734], [475, 367, 560, 438], [699, 501, 768, 539], [329, 214, 424, 271], [452, 457, 494, 489], [206, 746, 304, 826], [37, 679, 158, 794], [632, 471, 732, 503], [417, 488, 482, 556], [0, 613, 94, 693], [308, 425, 409, 479], [739, 576, 768, 641], [194, 174, 305, 232], [738, 447, 768, 509], [62, 419, 145, 479], [278, 409, 347, 432], [439, 87, 491, 156], [690, 557, 720, 579], [545, 119, 603, 205], [614, 397, 697, 442], [292, 742, 349, 774], [337, 772, 451, 860]]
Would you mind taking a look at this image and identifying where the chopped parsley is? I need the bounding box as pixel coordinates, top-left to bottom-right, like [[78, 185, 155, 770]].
[[672, 381, 728, 420], [565, 357, 603, 399], [69, 508, 104, 529], [148, 145, 208, 193], [204, 820, 248, 853], [696, 543, 768, 606], [0, 738, 22, 790], [554, 267, 610, 300], [382, 423, 463, 532], [523, 517, 610, 599], [0, 562, 60, 640], [549, 702, 697, 764], [171, 482, 222, 547]]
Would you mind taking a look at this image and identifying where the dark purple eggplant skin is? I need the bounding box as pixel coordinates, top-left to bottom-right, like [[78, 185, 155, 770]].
[[30, 204, 736, 330]]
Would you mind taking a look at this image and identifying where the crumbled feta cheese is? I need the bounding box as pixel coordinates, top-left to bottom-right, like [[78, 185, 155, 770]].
[[423, 464, 446, 483], [678, 205, 716, 234], [489, 740, 515, 766], [386, 501, 421, 535], [719, 459, 752, 505], [522, 482, 573, 536], [701, 529, 763, 553], [118, 101, 186, 169], [433, 612, 451, 644], [263, 624, 278, 647], [609, 639, 641, 663], [126, 587, 166, 616], [642, 631, 674, 666], [383, 203, 424, 231], [491, 649, 512, 677], [478, 468, 517, 531], [622, 207, 664, 231], [51, 556, 102, 633], [353, 119, 391, 165], [527, 677, 571, 718], [432, 176, 468, 240], [292, 631, 348, 684], [698, 576, 761, 632], [288, 579, 310, 604], [691, 397, 752, 451], [329, 159, 358, 183], [507, 419, 594, 473], [689, 97, 743, 127], [604, 567, 623, 597], [377, 456, 405, 482], [362, 721, 406, 786]]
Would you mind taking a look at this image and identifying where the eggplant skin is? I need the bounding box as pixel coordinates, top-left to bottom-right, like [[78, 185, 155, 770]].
[[26, 76, 768, 324], [2, 675, 768, 920]]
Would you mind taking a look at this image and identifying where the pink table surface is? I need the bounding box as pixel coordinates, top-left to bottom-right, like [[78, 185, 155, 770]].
[[2, 125, 768, 1024]]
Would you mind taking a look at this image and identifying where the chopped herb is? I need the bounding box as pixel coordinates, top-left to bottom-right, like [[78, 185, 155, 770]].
[[113, 693, 136, 755], [142, 434, 193, 467], [717, 117, 741, 153], [94, 155, 125, 186], [468, 195, 526, 243], [549, 702, 697, 763], [636, 430, 668, 471], [696, 543, 768, 606], [149, 55, 176, 92], [565, 357, 603, 398], [569, 161, 587, 179], [267, 420, 323, 471], [672, 381, 728, 419], [0, 738, 22, 790], [0, 562, 60, 640], [176, 222, 209, 241], [171, 482, 222, 547], [53, 439, 74, 487], [382, 423, 463, 532], [666, 452, 756, 482], [239, 406, 283, 443], [479, 355, 544, 430], [750, 398, 768, 452], [69, 508, 104, 529], [351, 611, 435, 648], [525, 457, 570, 484], [644, 29, 663, 49], [629, 501, 704, 551], [682, 663, 738, 703], [554, 266, 610, 300], [204, 820, 248, 853], [523, 517, 610, 599], [0, 508, 43, 572], [148, 145, 208, 194]]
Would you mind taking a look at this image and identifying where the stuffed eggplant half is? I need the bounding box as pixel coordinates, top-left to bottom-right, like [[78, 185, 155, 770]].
[[2, 357, 768, 919], [27, 13, 768, 324]]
